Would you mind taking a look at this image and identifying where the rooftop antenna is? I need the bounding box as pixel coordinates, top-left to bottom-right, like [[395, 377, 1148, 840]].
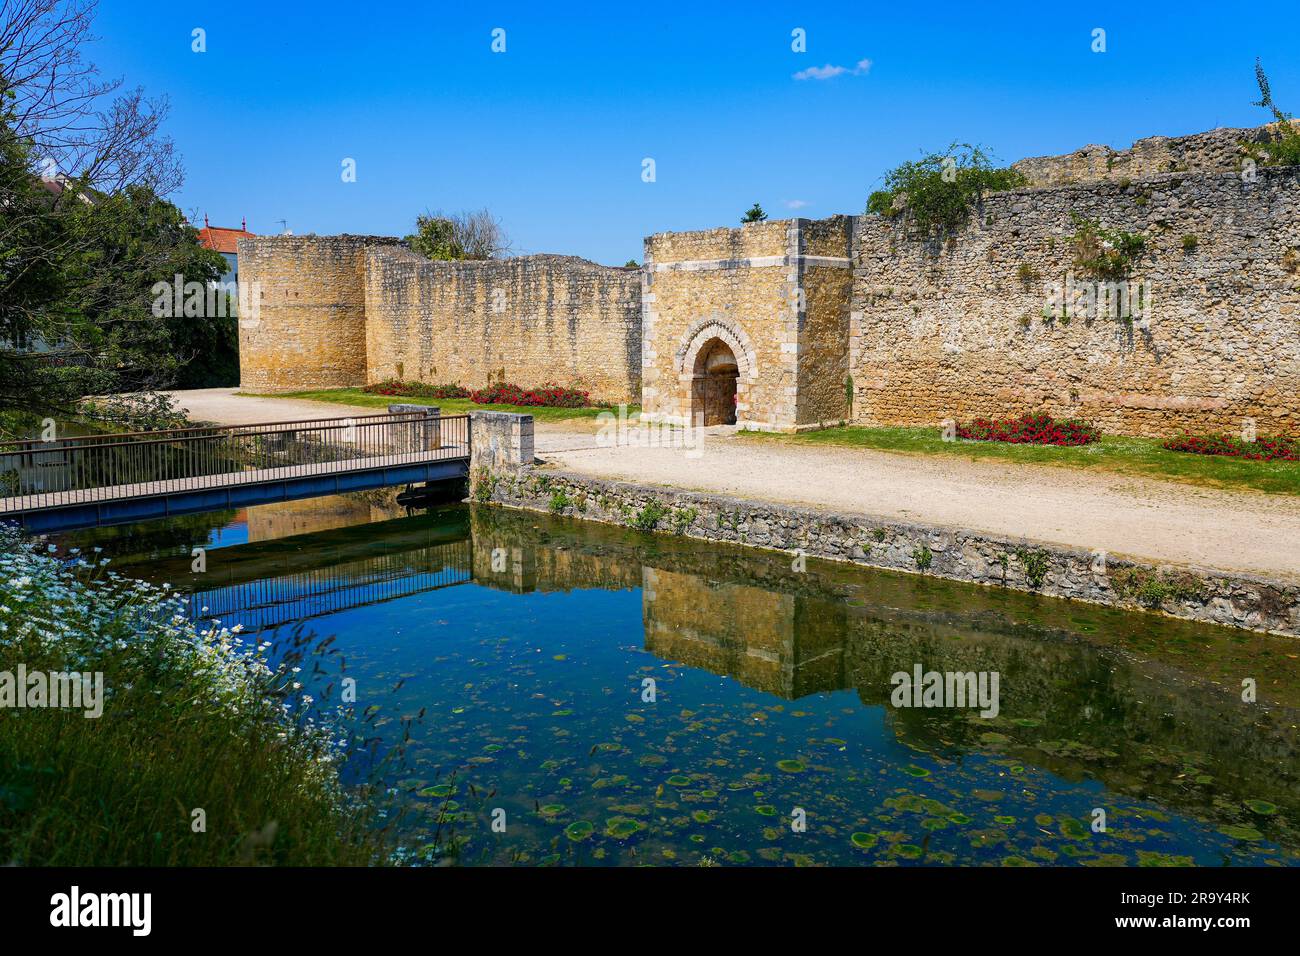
[[277, 219, 289, 235]]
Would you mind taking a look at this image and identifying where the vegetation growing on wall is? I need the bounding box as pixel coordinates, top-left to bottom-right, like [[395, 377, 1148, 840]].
[[1244, 59, 1300, 168], [1069, 214, 1146, 280], [866, 143, 1027, 238], [741, 203, 768, 223], [405, 208, 510, 260]]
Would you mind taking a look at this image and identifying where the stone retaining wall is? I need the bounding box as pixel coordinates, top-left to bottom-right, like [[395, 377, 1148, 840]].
[[474, 464, 1300, 638]]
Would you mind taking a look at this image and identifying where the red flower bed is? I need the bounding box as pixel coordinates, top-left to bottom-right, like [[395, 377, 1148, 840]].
[[469, 382, 593, 408], [1163, 433, 1299, 462], [956, 413, 1101, 446]]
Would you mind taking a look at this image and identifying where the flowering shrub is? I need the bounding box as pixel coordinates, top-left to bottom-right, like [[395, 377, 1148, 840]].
[[363, 381, 471, 399], [956, 413, 1101, 446], [0, 527, 390, 865], [1162, 433, 1300, 462]]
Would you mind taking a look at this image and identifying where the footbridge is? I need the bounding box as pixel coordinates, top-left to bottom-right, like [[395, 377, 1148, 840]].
[[0, 409, 470, 533]]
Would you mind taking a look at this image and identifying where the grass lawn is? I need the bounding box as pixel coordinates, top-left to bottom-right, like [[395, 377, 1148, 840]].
[[741, 426, 1300, 497], [246, 388, 640, 424]]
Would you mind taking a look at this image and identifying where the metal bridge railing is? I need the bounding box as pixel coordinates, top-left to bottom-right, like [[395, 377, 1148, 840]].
[[0, 411, 470, 514]]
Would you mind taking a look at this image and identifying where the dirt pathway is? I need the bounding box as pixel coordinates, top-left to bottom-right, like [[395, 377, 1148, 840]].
[[166, 388, 382, 425]]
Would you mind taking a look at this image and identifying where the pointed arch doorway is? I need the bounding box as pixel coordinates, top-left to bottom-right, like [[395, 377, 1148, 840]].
[[691, 337, 739, 426]]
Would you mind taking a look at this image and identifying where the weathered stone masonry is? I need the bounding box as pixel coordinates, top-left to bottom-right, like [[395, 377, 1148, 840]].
[[238, 235, 402, 393], [240, 124, 1299, 438], [239, 237, 642, 402], [850, 166, 1300, 438], [476, 460, 1300, 639]]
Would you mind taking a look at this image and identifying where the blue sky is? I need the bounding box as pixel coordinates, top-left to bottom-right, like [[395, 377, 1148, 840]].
[[90, 0, 1299, 265]]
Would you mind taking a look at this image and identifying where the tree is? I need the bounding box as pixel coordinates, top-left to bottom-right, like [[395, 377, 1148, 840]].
[[741, 202, 768, 223], [0, 0, 218, 436], [0, 0, 179, 195], [1245, 59, 1300, 167], [405, 208, 510, 261]]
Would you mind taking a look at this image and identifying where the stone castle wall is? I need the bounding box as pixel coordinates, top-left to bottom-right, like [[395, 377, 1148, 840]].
[[237, 235, 402, 393], [849, 166, 1300, 437], [238, 125, 1298, 438], [238, 238, 641, 401], [364, 248, 641, 402]]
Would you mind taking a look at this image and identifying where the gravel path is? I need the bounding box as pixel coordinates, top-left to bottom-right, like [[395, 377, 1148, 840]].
[[166, 388, 382, 425], [170, 389, 1300, 582]]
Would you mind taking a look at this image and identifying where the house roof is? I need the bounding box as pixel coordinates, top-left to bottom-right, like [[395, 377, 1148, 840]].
[[198, 216, 255, 254]]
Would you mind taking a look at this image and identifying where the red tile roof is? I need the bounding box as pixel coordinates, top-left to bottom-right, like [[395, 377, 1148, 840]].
[[198, 217, 255, 254]]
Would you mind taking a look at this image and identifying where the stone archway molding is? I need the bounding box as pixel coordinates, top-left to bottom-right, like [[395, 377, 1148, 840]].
[[675, 316, 758, 384]]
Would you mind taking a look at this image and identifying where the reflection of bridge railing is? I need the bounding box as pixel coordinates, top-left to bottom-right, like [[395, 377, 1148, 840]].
[[188, 538, 474, 633], [0, 411, 469, 526]]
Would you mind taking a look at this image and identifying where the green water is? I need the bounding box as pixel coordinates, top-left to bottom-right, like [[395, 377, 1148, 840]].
[[60, 493, 1300, 867]]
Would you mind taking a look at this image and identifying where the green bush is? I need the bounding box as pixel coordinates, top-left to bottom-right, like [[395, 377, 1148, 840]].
[[867, 143, 1027, 238], [912, 543, 933, 571], [629, 501, 669, 532]]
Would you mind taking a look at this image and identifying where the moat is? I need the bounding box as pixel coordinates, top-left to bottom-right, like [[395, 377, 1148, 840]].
[[56, 493, 1300, 867]]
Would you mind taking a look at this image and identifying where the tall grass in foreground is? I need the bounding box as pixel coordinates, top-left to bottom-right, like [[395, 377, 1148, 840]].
[[0, 528, 395, 865]]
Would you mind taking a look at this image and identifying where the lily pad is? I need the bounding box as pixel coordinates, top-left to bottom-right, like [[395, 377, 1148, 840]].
[[850, 832, 878, 849], [1219, 824, 1263, 842], [605, 817, 644, 839], [777, 760, 806, 773], [564, 821, 594, 842], [1059, 817, 1089, 840]]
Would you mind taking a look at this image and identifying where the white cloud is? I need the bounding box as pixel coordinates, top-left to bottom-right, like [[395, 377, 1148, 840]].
[[783, 199, 809, 209], [793, 58, 872, 81]]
